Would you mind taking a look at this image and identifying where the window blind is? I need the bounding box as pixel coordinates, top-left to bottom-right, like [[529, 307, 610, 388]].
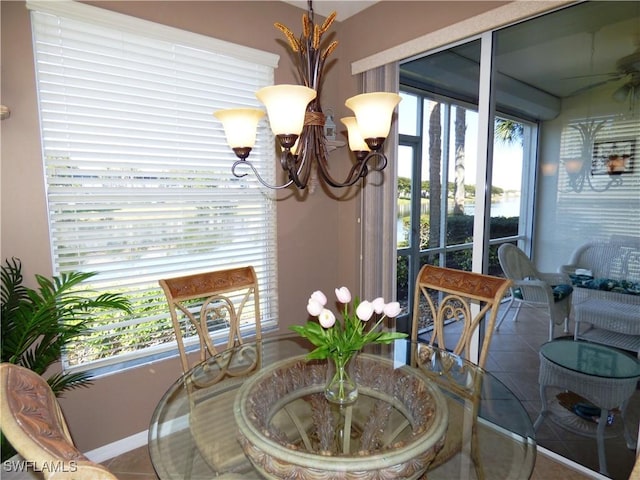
[[28, 2, 279, 372]]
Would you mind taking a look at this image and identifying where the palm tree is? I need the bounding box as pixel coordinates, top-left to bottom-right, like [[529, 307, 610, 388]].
[[1, 258, 131, 394], [428, 103, 442, 250], [453, 106, 466, 215], [1, 258, 131, 461], [495, 118, 524, 145]]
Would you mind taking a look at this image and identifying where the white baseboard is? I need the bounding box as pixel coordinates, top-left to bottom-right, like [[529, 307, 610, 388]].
[[85, 430, 149, 463], [536, 445, 608, 479], [1, 432, 149, 478]]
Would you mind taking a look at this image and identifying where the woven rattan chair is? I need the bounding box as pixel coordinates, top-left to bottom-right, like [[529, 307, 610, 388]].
[[495, 243, 573, 341], [159, 266, 262, 374], [0, 363, 118, 480], [159, 267, 263, 475], [411, 265, 511, 480], [411, 264, 512, 368]]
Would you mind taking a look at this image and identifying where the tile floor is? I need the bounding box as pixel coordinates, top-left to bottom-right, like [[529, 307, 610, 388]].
[[103, 303, 639, 479], [487, 304, 639, 480]]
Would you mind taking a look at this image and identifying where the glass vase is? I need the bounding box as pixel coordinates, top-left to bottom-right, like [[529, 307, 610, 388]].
[[325, 352, 358, 405]]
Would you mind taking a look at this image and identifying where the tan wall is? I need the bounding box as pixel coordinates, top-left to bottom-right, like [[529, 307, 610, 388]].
[[1, 0, 517, 452]]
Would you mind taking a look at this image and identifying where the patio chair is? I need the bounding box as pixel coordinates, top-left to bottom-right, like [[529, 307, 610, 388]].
[[159, 266, 262, 374], [0, 363, 118, 480], [495, 243, 573, 341]]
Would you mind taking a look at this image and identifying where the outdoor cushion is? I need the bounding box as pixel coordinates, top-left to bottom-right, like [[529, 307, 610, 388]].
[[551, 284, 574, 301], [569, 275, 640, 296], [512, 284, 573, 302]]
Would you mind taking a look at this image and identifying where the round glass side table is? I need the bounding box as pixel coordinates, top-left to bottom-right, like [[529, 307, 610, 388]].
[[533, 339, 640, 476]]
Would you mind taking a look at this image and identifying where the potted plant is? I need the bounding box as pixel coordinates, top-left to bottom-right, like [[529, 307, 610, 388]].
[[1, 257, 131, 460]]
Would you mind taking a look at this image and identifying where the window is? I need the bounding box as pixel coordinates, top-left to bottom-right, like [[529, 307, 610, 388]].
[[28, 1, 279, 373]]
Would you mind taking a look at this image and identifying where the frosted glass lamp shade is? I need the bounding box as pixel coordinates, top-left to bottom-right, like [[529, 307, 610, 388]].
[[341, 117, 370, 152], [256, 85, 316, 135], [564, 159, 583, 174], [345, 92, 402, 139], [214, 108, 265, 148]]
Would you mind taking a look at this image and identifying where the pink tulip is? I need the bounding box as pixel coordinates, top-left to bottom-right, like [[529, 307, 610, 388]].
[[318, 309, 336, 328], [335, 286, 351, 304], [383, 302, 401, 318], [307, 298, 324, 317], [310, 290, 327, 306], [356, 300, 374, 321], [371, 297, 385, 314]]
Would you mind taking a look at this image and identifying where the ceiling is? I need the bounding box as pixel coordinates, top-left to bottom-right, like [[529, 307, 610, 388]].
[[282, 1, 639, 120], [494, 1, 640, 98], [282, 1, 378, 21], [400, 1, 640, 120]]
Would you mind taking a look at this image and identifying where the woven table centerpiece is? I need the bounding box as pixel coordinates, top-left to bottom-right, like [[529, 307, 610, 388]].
[[234, 354, 448, 480]]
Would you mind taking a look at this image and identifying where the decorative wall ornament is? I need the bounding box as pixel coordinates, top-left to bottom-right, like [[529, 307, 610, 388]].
[[562, 120, 625, 193], [591, 138, 635, 175]]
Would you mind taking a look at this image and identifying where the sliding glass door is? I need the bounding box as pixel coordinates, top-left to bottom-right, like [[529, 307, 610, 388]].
[[396, 37, 537, 327], [393, 3, 639, 476]]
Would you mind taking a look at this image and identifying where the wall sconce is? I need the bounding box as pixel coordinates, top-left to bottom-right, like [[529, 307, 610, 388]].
[[561, 120, 623, 193], [564, 159, 583, 174], [213, 2, 402, 191], [541, 162, 558, 177]]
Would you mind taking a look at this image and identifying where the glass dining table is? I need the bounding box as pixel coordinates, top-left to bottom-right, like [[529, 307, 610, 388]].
[[149, 334, 536, 479]]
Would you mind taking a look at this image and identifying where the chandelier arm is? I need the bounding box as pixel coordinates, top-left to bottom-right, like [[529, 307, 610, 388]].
[[288, 122, 324, 189], [316, 152, 388, 188], [232, 159, 295, 189], [282, 149, 312, 189], [562, 168, 623, 193], [586, 173, 623, 192], [218, 5, 398, 191]]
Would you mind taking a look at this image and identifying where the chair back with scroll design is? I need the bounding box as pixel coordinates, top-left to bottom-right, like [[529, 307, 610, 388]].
[[411, 265, 511, 368], [159, 266, 262, 374], [411, 265, 510, 480], [0, 363, 118, 480]]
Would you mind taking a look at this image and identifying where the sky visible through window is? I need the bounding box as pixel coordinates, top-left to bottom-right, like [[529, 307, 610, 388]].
[[398, 97, 523, 191]]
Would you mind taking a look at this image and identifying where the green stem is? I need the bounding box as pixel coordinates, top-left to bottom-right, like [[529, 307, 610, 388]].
[[332, 353, 352, 399]]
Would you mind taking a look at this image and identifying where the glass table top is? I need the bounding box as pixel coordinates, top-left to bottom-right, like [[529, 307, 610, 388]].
[[540, 340, 640, 379], [149, 334, 536, 479]]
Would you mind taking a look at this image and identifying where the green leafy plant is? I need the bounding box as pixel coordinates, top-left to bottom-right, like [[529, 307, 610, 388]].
[[1, 257, 131, 393], [1, 258, 131, 461]]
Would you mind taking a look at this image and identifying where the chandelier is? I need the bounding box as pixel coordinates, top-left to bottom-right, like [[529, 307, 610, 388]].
[[214, 1, 401, 190]]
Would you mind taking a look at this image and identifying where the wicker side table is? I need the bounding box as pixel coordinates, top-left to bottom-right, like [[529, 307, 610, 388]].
[[574, 298, 640, 356], [533, 340, 640, 476]]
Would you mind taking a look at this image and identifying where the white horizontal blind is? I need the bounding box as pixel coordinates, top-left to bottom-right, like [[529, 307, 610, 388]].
[[557, 114, 640, 241], [29, 3, 279, 372]]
